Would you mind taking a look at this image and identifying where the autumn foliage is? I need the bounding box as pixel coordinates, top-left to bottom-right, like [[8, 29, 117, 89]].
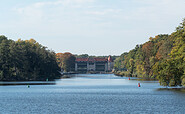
[[56, 52, 76, 72], [114, 18, 185, 87]]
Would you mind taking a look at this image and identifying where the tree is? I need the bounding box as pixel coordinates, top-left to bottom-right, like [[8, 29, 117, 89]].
[[0, 39, 12, 80], [76, 54, 89, 58], [56, 52, 76, 72], [153, 19, 185, 86], [114, 18, 185, 87], [0, 37, 60, 81]]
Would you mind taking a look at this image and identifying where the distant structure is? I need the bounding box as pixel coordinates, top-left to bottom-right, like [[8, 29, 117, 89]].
[[75, 56, 114, 72], [107, 56, 114, 71]]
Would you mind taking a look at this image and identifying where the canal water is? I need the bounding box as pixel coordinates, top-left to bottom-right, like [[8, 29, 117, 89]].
[[0, 74, 185, 114]]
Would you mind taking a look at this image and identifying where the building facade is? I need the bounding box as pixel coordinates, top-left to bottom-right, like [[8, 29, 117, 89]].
[[75, 56, 114, 72]]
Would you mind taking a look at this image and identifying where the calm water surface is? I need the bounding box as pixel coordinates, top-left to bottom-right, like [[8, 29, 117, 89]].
[[0, 74, 185, 114]]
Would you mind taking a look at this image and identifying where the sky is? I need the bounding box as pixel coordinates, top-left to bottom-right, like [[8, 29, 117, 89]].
[[0, 0, 185, 56]]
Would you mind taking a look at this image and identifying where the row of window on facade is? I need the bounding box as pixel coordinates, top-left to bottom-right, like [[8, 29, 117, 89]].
[[75, 56, 114, 72]]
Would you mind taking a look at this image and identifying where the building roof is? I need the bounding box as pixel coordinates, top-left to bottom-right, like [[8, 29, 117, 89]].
[[76, 58, 89, 62], [94, 58, 107, 62]]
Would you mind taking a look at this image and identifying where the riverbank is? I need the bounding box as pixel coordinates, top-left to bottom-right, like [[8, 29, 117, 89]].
[[114, 71, 141, 78], [114, 71, 157, 80], [114, 72, 185, 92], [114, 74, 158, 82]]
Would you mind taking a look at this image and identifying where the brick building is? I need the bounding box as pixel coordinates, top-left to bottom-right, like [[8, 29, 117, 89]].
[[75, 56, 114, 72]]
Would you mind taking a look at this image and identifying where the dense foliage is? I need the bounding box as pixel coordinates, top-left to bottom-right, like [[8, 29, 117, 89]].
[[56, 52, 76, 72], [114, 19, 185, 87], [0, 36, 60, 81]]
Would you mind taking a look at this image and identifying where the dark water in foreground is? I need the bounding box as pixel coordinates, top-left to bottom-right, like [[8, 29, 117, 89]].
[[0, 74, 185, 114]]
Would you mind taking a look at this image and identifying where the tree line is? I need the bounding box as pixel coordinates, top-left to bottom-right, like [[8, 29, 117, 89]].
[[75, 54, 118, 61], [56, 53, 118, 72], [114, 19, 185, 87], [0, 36, 60, 81], [0, 35, 117, 81]]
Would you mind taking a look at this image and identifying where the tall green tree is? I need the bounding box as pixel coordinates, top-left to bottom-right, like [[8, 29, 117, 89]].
[[0, 37, 60, 81]]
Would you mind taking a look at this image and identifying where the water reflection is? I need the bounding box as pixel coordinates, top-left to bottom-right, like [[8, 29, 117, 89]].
[[0, 81, 56, 86], [0, 74, 158, 86], [55, 74, 159, 87]]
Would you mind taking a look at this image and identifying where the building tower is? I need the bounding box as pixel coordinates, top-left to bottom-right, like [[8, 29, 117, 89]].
[[108, 55, 113, 71]]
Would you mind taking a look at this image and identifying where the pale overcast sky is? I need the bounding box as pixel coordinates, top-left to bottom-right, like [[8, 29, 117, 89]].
[[0, 0, 185, 55]]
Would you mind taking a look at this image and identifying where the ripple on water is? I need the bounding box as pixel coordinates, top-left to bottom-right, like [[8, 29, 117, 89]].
[[0, 74, 185, 114]]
